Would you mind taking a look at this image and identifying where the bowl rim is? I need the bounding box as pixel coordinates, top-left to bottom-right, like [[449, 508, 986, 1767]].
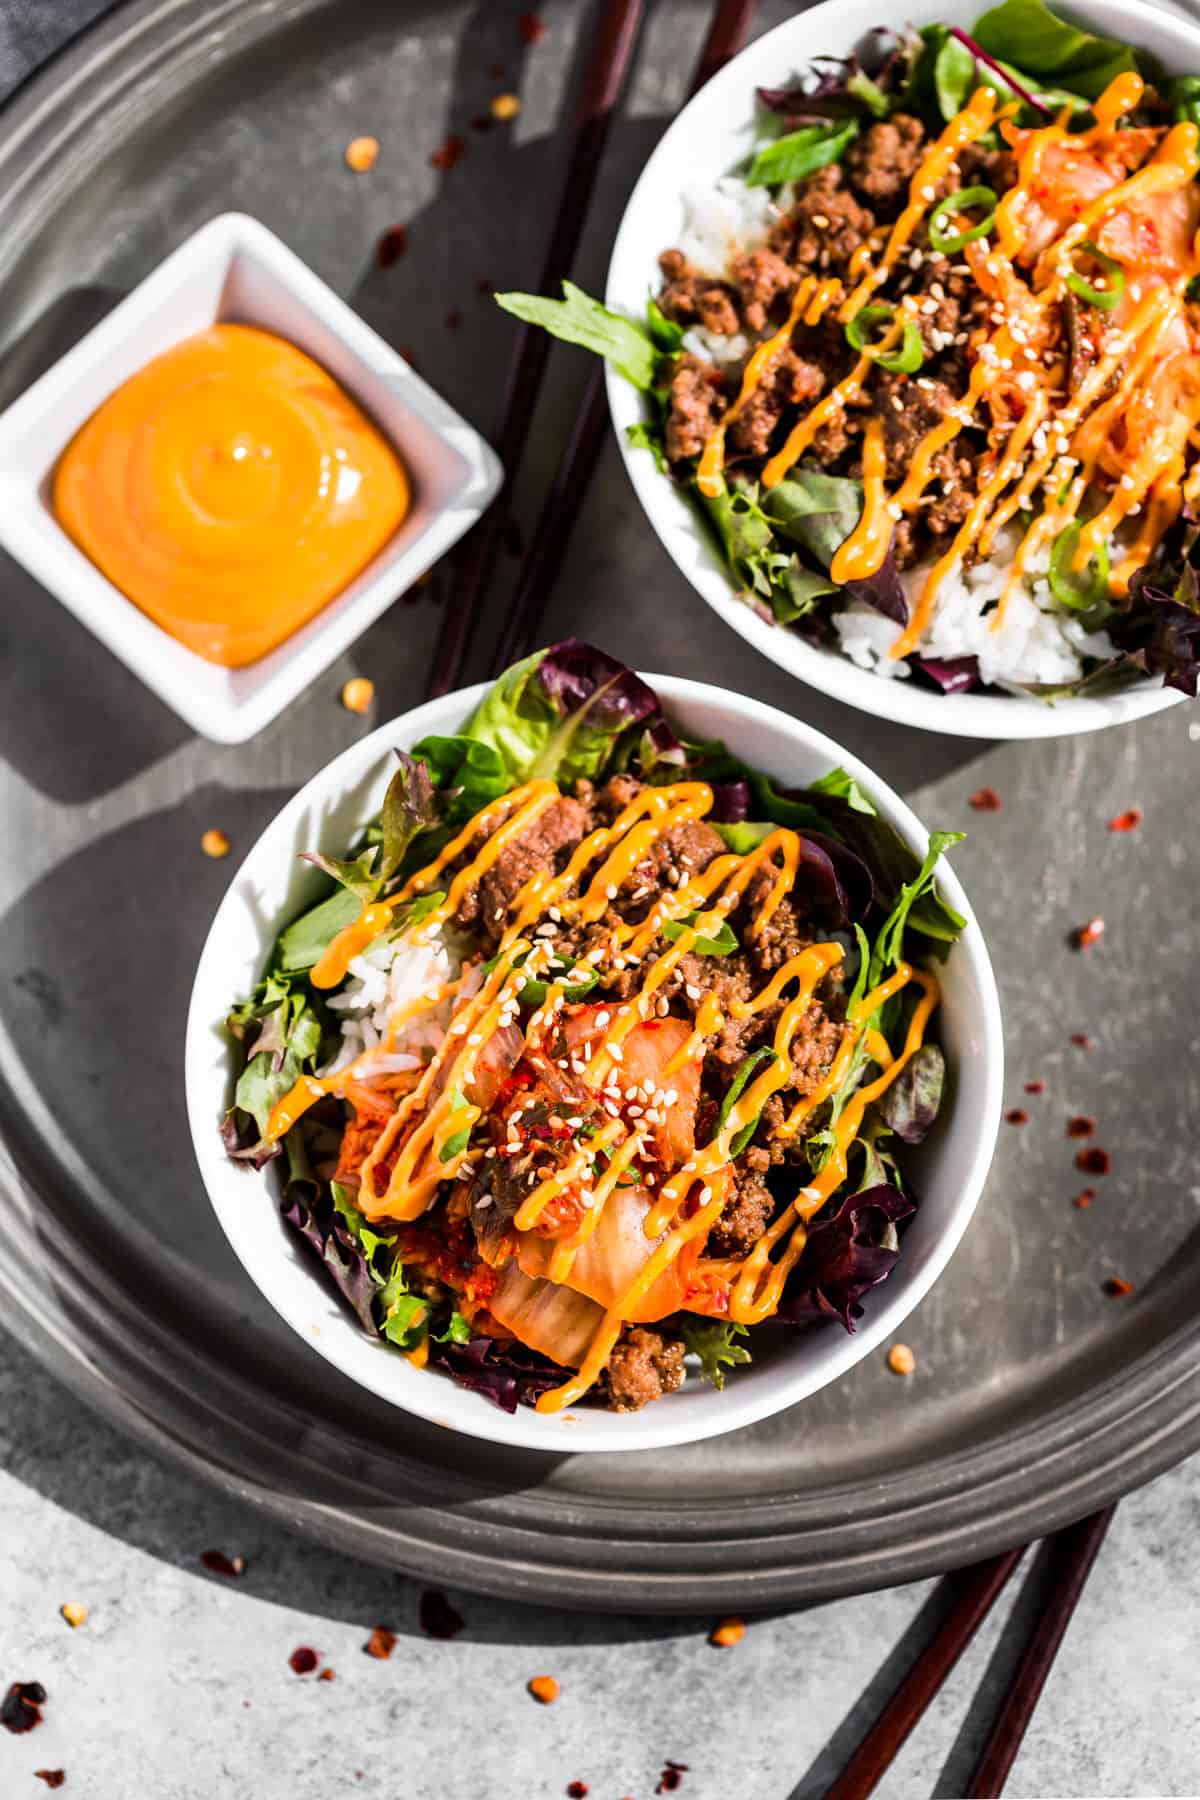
[[185, 674, 1004, 1453], [604, 0, 1195, 741]]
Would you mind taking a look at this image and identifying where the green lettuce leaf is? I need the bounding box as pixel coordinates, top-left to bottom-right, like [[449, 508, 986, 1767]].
[[678, 1318, 752, 1389], [971, 0, 1142, 101], [746, 119, 860, 187], [495, 282, 660, 389]]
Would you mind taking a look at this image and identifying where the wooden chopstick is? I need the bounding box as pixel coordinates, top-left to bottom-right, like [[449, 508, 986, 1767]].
[[822, 1548, 1025, 1800], [425, 0, 648, 700], [487, 0, 763, 675], [965, 1506, 1116, 1798]]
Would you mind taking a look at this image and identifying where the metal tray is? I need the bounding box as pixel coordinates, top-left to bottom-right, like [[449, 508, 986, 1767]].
[[2, 0, 1199, 1612]]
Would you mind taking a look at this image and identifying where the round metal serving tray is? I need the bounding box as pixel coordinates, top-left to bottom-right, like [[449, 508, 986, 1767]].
[[2, 0, 1199, 1612]]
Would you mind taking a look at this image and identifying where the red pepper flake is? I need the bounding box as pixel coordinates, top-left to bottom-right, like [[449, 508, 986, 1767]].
[[518, 11, 546, 43], [445, 308, 464, 330], [528, 1675, 560, 1705], [201, 1550, 245, 1578], [1005, 1108, 1029, 1125], [1071, 917, 1105, 951], [430, 134, 466, 171], [419, 1590, 464, 1639], [1070, 1032, 1093, 1049], [375, 225, 408, 268], [1, 1682, 46, 1734], [567, 1785, 589, 1798], [1107, 808, 1142, 832], [1067, 1115, 1095, 1138], [1076, 1146, 1111, 1176], [289, 1647, 320, 1675], [1104, 1275, 1135, 1298], [34, 1775, 65, 1790], [470, 113, 494, 133], [656, 1763, 690, 1794], [968, 787, 1003, 811], [317, 1668, 336, 1682], [364, 1626, 396, 1661], [1074, 1188, 1096, 1209], [1024, 1079, 1045, 1095], [476, 276, 495, 295]]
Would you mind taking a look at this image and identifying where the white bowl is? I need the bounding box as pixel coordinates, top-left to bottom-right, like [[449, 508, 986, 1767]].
[[186, 677, 1003, 1452], [0, 212, 501, 743], [605, 0, 1195, 740]]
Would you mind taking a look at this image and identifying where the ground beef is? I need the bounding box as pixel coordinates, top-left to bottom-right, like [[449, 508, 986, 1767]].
[[612, 818, 726, 926], [957, 140, 1017, 196], [706, 1166, 775, 1257], [602, 1326, 686, 1411], [665, 353, 728, 463], [899, 251, 990, 361], [727, 346, 825, 460], [789, 1005, 845, 1099], [847, 114, 927, 208], [769, 165, 876, 274], [453, 795, 590, 947], [741, 875, 811, 975], [729, 245, 798, 330], [657, 248, 741, 335]]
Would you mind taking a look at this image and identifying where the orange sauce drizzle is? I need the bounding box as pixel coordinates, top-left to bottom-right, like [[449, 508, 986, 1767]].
[[830, 417, 889, 584]]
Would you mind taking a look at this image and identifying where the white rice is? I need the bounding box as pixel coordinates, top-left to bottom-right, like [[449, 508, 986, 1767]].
[[832, 529, 1116, 692], [675, 175, 780, 279], [320, 927, 464, 1079]]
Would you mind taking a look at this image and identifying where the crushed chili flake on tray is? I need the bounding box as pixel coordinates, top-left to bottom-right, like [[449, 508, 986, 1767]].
[[1, 1681, 46, 1734], [1070, 1033, 1094, 1049], [345, 136, 379, 172], [201, 828, 230, 859], [1076, 1147, 1112, 1176], [317, 1667, 336, 1682], [59, 1602, 88, 1628], [491, 92, 521, 120], [518, 10, 546, 42], [430, 134, 465, 171], [470, 113, 494, 133], [656, 1762, 689, 1794], [566, 1784, 589, 1798], [968, 788, 1002, 812], [364, 1626, 396, 1661], [288, 1647, 320, 1675], [528, 1675, 560, 1705], [1105, 1276, 1135, 1298], [476, 276, 494, 294], [1107, 809, 1143, 832], [1005, 1108, 1029, 1126], [200, 1550, 245, 1578], [1067, 1115, 1096, 1138], [887, 1343, 916, 1376], [445, 309, 464, 330], [375, 225, 408, 268], [418, 1590, 464, 1639], [709, 1616, 746, 1648], [34, 1774, 65, 1790], [1023, 1079, 1045, 1095], [1074, 1189, 1096, 1210], [1072, 917, 1105, 951]]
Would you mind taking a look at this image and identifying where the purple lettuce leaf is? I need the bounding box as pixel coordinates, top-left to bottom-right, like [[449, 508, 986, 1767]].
[[430, 1335, 568, 1413], [710, 778, 751, 823], [876, 1043, 946, 1144], [800, 830, 875, 926], [777, 1182, 916, 1331], [1108, 510, 1200, 697], [842, 543, 908, 626], [280, 1188, 381, 1334], [910, 653, 980, 695]]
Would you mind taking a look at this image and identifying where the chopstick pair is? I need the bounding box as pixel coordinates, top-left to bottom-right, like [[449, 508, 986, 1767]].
[[426, 0, 761, 697], [821, 1506, 1116, 1800]]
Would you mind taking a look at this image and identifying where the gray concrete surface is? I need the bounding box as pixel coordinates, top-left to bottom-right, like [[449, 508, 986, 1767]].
[[3, 1323, 1199, 1800]]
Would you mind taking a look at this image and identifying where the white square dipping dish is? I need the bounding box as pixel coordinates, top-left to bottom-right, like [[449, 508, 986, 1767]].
[[0, 211, 502, 743]]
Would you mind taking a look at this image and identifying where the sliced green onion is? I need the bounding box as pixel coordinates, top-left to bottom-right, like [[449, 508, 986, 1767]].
[[927, 185, 998, 255], [1064, 242, 1125, 312], [845, 304, 924, 375], [662, 913, 739, 957], [1048, 521, 1111, 611], [714, 1047, 780, 1157], [517, 963, 600, 1007]]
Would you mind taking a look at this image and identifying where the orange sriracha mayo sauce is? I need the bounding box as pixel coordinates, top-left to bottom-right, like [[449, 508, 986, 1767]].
[[52, 323, 410, 666]]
